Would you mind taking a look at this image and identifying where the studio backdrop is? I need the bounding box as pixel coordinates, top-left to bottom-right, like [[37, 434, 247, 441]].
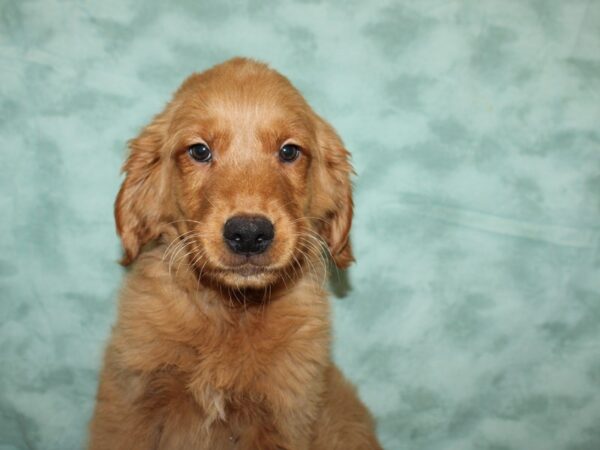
[[1, 0, 599, 449]]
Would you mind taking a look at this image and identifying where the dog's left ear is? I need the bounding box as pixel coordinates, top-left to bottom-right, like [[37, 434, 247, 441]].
[[313, 116, 355, 269]]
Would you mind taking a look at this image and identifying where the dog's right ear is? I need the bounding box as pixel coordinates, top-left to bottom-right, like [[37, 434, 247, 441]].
[[115, 111, 171, 265]]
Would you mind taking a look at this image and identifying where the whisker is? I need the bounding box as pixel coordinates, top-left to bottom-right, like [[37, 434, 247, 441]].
[[303, 234, 331, 268], [290, 216, 329, 225], [167, 234, 200, 277], [179, 241, 207, 278], [299, 237, 329, 289], [299, 228, 334, 261], [163, 230, 198, 261], [165, 219, 206, 227], [175, 246, 199, 276]]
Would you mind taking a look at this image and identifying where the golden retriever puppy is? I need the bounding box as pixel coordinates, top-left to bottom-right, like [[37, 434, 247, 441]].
[[88, 57, 381, 450]]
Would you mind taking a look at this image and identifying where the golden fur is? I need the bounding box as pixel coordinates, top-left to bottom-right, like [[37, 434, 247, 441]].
[[88, 58, 381, 449]]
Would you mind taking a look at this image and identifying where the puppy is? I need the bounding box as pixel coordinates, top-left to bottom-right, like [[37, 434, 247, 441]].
[[88, 58, 381, 450]]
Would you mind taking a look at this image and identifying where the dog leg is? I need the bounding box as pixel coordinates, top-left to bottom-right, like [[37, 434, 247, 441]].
[[311, 365, 382, 450]]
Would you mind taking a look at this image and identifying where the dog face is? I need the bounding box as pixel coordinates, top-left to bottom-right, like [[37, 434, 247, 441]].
[[115, 58, 353, 289]]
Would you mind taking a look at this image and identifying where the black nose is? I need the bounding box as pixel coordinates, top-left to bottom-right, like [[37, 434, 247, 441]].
[[223, 216, 274, 255]]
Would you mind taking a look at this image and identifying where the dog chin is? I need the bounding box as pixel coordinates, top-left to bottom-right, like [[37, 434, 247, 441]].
[[211, 267, 279, 289]]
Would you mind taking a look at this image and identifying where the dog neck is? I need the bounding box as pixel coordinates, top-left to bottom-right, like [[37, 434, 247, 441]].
[[116, 243, 331, 367]]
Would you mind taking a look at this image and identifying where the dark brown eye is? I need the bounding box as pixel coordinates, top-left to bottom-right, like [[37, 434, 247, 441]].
[[188, 143, 212, 163], [278, 144, 301, 162]]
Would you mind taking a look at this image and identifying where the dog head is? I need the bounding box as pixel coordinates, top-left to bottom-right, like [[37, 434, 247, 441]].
[[115, 58, 353, 289]]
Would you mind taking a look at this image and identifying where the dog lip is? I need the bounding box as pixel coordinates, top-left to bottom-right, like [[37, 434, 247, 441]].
[[226, 263, 270, 277]]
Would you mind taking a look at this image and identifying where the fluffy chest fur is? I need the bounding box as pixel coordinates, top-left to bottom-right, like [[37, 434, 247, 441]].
[[103, 247, 331, 446]]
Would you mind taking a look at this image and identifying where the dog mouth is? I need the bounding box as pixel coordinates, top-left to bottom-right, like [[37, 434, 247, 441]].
[[227, 263, 271, 277], [206, 262, 281, 289], [188, 220, 300, 288]]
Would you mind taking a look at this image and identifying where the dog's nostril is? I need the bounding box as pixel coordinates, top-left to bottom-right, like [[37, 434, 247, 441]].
[[223, 216, 274, 255]]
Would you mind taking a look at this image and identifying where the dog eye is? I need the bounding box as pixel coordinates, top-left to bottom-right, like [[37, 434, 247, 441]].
[[188, 143, 212, 163], [278, 144, 301, 163]]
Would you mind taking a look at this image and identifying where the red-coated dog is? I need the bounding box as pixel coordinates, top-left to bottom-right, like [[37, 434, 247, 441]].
[[89, 58, 381, 450]]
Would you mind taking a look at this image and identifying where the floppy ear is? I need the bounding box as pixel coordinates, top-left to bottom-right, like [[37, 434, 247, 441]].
[[115, 112, 171, 265], [313, 116, 355, 269]]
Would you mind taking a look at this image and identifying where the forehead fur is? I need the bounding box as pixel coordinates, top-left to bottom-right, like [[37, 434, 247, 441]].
[[173, 58, 313, 122]]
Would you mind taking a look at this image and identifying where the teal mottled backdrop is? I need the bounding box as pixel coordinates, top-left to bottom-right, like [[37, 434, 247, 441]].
[[1, 0, 600, 449]]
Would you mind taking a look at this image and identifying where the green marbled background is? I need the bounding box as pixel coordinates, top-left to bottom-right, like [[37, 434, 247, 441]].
[[1, 0, 599, 449]]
